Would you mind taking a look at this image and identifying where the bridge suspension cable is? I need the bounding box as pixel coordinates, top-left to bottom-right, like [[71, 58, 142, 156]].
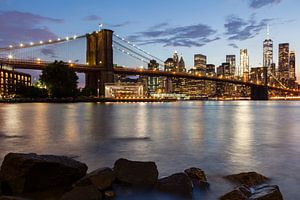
[[113, 33, 164, 64]]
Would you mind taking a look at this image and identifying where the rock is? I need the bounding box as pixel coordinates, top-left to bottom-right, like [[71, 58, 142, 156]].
[[60, 185, 102, 200], [220, 185, 283, 200], [250, 185, 283, 200], [0, 197, 31, 200], [225, 172, 268, 187], [155, 173, 193, 198], [0, 153, 88, 195], [114, 158, 158, 186], [104, 190, 115, 199], [74, 168, 115, 191], [184, 167, 209, 190], [219, 186, 251, 200]]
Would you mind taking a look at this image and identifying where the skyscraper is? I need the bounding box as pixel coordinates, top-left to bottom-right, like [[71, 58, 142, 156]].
[[278, 43, 290, 80], [289, 51, 296, 81], [263, 40, 273, 69], [226, 55, 236, 77], [194, 54, 207, 75], [178, 56, 186, 72], [240, 49, 249, 81], [147, 60, 160, 93]]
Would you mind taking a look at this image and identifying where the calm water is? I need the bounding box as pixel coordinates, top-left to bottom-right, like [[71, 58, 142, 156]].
[[0, 101, 300, 199]]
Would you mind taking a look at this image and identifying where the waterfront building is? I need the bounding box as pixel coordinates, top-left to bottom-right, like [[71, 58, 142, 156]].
[[194, 54, 207, 75], [104, 83, 145, 98], [278, 43, 290, 80], [0, 68, 31, 97], [239, 49, 249, 81], [289, 51, 296, 81], [164, 58, 175, 72], [206, 64, 216, 77], [226, 55, 236, 77], [147, 60, 160, 93]]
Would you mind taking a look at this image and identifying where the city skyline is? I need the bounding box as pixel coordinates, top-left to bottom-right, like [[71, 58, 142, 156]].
[[1, 0, 300, 80]]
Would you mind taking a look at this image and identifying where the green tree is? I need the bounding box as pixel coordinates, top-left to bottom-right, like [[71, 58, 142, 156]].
[[40, 61, 79, 98]]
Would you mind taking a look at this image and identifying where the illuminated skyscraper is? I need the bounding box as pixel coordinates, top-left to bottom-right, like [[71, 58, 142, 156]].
[[263, 26, 273, 70], [239, 49, 249, 81], [194, 54, 207, 75], [289, 51, 296, 81], [278, 43, 290, 80], [147, 60, 160, 93], [226, 55, 236, 77], [178, 56, 186, 72]]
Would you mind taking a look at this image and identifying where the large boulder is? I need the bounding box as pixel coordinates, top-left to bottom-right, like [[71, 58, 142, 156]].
[[220, 185, 283, 200], [184, 167, 209, 190], [0, 153, 88, 195], [155, 173, 193, 198], [0, 197, 31, 200], [225, 172, 268, 187], [114, 158, 158, 186], [219, 186, 251, 200], [74, 167, 115, 191], [250, 185, 283, 200], [60, 185, 102, 200]]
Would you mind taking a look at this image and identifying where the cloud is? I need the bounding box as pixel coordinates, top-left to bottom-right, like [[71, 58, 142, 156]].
[[224, 15, 273, 41], [228, 43, 239, 48], [108, 21, 133, 28], [127, 23, 219, 47], [248, 0, 282, 9], [0, 11, 63, 46], [83, 15, 101, 21]]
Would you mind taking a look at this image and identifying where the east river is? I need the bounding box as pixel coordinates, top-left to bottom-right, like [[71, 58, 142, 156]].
[[0, 101, 299, 199]]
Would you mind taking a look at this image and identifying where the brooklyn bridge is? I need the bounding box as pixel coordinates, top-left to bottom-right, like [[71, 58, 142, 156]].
[[0, 29, 299, 100]]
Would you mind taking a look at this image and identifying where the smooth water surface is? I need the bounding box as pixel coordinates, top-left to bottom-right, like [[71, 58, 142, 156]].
[[0, 101, 299, 199]]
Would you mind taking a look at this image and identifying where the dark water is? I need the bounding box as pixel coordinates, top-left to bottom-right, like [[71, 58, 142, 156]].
[[0, 101, 300, 199]]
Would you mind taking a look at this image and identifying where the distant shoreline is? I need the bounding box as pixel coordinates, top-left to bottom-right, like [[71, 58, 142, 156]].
[[1, 97, 300, 103]]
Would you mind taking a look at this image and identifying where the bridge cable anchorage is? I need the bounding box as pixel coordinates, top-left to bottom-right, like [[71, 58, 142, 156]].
[[113, 33, 164, 63], [113, 40, 164, 68], [0, 34, 85, 52]]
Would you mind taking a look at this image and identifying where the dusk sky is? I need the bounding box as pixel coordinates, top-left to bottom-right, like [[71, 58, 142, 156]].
[[1, 0, 300, 80]]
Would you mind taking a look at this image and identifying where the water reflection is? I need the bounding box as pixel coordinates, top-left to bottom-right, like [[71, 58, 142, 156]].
[[0, 101, 300, 199]]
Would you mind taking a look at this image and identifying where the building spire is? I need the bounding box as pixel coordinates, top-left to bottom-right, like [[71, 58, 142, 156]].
[[267, 24, 270, 39]]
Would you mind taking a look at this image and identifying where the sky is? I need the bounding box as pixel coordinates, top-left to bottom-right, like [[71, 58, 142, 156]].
[[1, 0, 300, 81]]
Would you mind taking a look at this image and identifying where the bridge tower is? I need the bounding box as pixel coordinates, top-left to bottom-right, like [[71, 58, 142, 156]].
[[85, 29, 114, 96], [250, 67, 268, 100]]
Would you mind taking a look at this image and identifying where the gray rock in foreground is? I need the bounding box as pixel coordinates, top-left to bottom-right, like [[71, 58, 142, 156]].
[[60, 185, 102, 200], [225, 172, 268, 187], [0, 153, 88, 195], [220, 184, 283, 200], [184, 167, 209, 190], [74, 167, 115, 191], [250, 184, 283, 200], [114, 158, 158, 186], [155, 173, 193, 198]]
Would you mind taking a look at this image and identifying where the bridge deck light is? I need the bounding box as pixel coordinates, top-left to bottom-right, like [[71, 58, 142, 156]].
[[19, 43, 24, 47], [39, 41, 43, 44], [8, 54, 13, 59], [66, 37, 69, 41], [48, 39, 52, 43], [73, 35, 77, 39], [9, 45, 13, 48], [30, 42, 34, 45], [57, 38, 61, 41], [68, 60, 72, 63]]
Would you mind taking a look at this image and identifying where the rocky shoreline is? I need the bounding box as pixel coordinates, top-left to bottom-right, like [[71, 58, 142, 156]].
[[0, 153, 283, 200]]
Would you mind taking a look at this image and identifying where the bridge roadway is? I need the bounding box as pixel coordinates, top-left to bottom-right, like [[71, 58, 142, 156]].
[[1, 58, 299, 95]]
